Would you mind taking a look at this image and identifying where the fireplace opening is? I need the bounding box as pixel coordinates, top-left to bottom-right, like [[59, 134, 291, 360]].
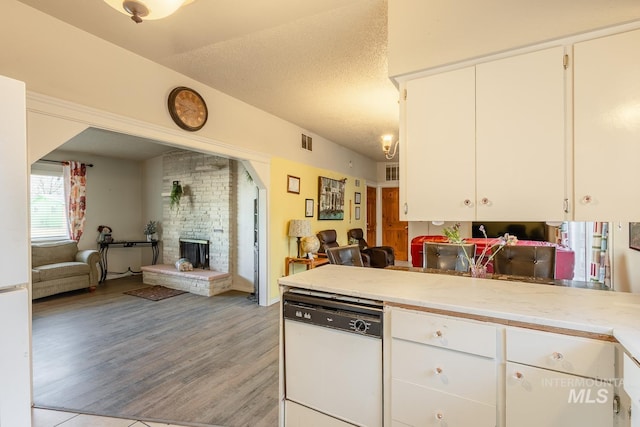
[[179, 238, 210, 269]]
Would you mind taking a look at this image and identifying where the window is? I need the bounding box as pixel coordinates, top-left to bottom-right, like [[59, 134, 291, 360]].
[[31, 165, 68, 240]]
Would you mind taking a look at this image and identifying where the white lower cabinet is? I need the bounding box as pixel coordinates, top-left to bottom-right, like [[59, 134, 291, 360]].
[[505, 327, 616, 427], [506, 362, 613, 427], [284, 400, 355, 427], [390, 308, 497, 426]]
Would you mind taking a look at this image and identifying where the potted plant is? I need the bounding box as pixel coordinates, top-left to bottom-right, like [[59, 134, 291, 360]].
[[144, 220, 158, 241], [170, 181, 183, 210]]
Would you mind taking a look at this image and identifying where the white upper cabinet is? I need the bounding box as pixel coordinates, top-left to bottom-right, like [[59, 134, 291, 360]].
[[574, 28, 640, 220], [402, 46, 567, 221], [476, 46, 567, 221], [403, 67, 476, 221]]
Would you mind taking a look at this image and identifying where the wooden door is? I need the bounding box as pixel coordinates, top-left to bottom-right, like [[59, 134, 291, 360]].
[[382, 187, 408, 261], [366, 186, 377, 245]]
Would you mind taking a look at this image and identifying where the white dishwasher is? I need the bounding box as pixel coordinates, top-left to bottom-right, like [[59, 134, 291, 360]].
[[283, 290, 383, 427]]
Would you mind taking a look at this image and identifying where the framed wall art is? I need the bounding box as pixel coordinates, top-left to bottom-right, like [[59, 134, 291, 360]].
[[630, 222, 640, 251], [355, 206, 361, 220], [287, 175, 300, 194], [305, 199, 314, 217], [318, 176, 345, 220], [354, 192, 361, 205]]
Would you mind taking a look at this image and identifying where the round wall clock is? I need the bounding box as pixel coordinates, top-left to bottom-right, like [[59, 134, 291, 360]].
[[167, 86, 208, 131]]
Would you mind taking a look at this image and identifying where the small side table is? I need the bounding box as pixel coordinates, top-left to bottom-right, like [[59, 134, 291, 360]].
[[285, 256, 329, 276]]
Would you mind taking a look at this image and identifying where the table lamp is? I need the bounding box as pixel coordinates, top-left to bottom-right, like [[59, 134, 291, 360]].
[[288, 219, 311, 258]]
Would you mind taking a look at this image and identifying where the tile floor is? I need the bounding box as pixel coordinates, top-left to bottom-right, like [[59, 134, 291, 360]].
[[32, 408, 196, 427]]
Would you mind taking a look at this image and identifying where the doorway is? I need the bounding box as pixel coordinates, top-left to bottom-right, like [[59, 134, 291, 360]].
[[366, 186, 377, 245], [382, 187, 408, 261]]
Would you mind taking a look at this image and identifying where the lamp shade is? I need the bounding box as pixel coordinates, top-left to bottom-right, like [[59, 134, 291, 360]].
[[288, 219, 311, 238], [104, 0, 189, 21]]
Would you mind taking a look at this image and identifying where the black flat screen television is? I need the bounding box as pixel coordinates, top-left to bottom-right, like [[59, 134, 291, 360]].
[[471, 222, 547, 242]]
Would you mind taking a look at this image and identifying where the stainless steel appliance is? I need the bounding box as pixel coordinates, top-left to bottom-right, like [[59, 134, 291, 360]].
[[283, 290, 383, 427]]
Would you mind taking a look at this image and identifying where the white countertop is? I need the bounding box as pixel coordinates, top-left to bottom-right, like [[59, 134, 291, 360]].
[[279, 265, 640, 360]]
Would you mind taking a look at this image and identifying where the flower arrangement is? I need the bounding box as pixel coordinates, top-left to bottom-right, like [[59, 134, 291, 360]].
[[442, 223, 518, 277]]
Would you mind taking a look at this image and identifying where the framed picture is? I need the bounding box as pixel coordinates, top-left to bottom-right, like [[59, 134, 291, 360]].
[[630, 223, 640, 251], [305, 199, 314, 217], [354, 192, 361, 205], [318, 176, 345, 220], [355, 206, 361, 220], [287, 175, 300, 194]]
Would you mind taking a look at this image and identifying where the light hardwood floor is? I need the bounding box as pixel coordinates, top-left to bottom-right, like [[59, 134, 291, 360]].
[[32, 276, 279, 427]]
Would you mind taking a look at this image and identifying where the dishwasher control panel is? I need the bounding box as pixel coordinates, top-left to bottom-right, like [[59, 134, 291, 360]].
[[283, 291, 382, 337]]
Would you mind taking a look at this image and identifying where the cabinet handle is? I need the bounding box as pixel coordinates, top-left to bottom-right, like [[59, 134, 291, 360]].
[[582, 195, 592, 204], [403, 202, 408, 215], [463, 199, 472, 207], [514, 371, 524, 380], [551, 351, 564, 360], [435, 411, 444, 420], [480, 197, 489, 205], [434, 367, 443, 375], [433, 330, 443, 338]]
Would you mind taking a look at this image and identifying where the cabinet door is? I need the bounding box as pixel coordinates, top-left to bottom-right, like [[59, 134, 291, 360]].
[[404, 67, 476, 221], [506, 362, 613, 427], [574, 29, 640, 219], [476, 46, 566, 221]]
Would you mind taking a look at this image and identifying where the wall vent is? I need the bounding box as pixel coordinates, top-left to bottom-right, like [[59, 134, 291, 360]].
[[385, 163, 400, 181], [301, 134, 313, 151]]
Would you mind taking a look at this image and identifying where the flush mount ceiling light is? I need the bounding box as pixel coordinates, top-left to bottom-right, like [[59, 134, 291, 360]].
[[381, 134, 399, 160], [103, 0, 192, 23]]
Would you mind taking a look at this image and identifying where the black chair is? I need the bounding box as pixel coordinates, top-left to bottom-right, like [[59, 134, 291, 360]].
[[326, 245, 365, 267], [317, 229, 370, 266], [347, 228, 395, 268], [493, 245, 556, 279], [316, 229, 340, 254], [424, 242, 476, 272]]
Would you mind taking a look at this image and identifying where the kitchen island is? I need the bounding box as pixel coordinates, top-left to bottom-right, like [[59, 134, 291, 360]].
[[279, 265, 640, 427]]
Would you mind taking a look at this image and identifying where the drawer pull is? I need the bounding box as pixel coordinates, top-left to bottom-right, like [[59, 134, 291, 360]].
[[433, 330, 443, 338], [551, 351, 564, 360], [514, 371, 524, 380], [434, 367, 443, 375], [435, 411, 444, 420]]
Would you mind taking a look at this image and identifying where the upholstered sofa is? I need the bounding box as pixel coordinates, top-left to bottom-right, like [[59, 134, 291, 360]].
[[31, 240, 100, 299]]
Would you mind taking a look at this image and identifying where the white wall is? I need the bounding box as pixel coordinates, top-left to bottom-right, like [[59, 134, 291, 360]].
[[44, 150, 147, 276], [234, 162, 258, 293], [142, 156, 164, 265]]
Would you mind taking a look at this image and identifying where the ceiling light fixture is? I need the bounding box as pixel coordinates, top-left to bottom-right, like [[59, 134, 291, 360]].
[[103, 0, 191, 23], [382, 134, 399, 160]]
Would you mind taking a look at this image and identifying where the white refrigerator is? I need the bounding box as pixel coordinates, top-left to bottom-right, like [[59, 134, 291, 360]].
[[0, 74, 32, 426]]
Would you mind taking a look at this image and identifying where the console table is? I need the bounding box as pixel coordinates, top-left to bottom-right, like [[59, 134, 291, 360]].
[[284, 256, 329, 276], [98, 240, 159, 283]]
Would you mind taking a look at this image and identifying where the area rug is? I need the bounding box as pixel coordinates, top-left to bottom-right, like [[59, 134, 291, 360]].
[[124, 285, 187, 301]]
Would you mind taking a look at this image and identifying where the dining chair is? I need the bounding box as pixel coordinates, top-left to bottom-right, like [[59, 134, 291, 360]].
[[493, 245, 556, 279], [423, 242, 476, 272], [326, 245, 365, 267]]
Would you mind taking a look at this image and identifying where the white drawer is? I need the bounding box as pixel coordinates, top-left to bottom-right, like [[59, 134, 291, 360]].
[[391, 308, 496, 358], [506, 362, 614, 427], [624, 353, 640, 403], [391, 338, 496, 405], [506, 327, 614, 379], [392, 378, 496, 427]]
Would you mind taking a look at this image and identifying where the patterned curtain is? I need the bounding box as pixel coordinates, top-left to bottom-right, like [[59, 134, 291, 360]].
[[63, 161, 87, 241]]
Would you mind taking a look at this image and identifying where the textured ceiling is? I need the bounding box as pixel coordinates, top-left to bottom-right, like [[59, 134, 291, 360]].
[[18, 0, 399, 162]]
